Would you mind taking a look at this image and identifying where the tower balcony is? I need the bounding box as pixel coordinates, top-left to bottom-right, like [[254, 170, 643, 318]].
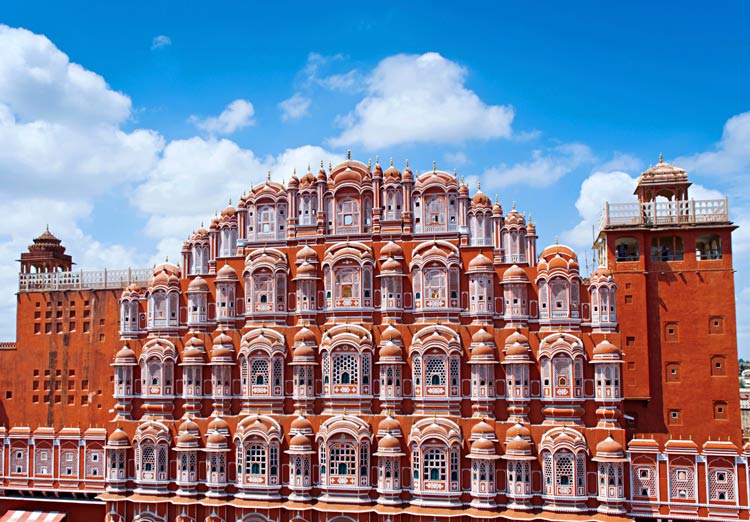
[[18, 267, 151, 292], [598, 198, 729, 232]]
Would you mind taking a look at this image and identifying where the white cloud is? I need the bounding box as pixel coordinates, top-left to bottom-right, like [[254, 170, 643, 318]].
[[676, 111, 750, 177], [481, 143, 594, 191], [151, 35, 172, 50], [329, 52, 514, 149], [279, 92, 311, 121], [597, 152, 642, 173], [191, 99, 255, 135], [302, 53, 363, 93], [444, 151, 468, 167]]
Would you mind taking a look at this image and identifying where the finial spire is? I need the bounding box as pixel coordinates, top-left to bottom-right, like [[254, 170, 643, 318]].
[[328, 161, 332, 172], [405, 159, 409, 168], [433, 160, 437, 172], [390, 157, 393, 167], [477, 181, 481, 191], [453, 167, 457, 177], [495, 194, 499, 204], [307, 164, 311, 172], [320, 159, 324, 169], [659, 152, 663, 163], [347, 148, 351, 160], [512, 200, 516, 210], [368, 157, 372, 169], [461, 175, 465, 185], [293, 167, 296, 176], [228, 197, 231, 206], [266, 170, 271, 181], [375, 155, 379, 165], [554, 235, 559, 244]]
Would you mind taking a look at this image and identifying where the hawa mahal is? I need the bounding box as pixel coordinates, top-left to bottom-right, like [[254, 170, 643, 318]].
[[0, 154, 745, 522]]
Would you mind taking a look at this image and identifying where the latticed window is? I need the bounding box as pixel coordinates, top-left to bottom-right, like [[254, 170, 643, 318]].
[[330, 443, 356, 475], [413, 356, 422, 386], [258, 206, 275, 234], [251, 359, 270, 386], [425, 358, 446, 386], [425, 269, 446, 300], [270, 445, 279, 483], [336, 198, 360, 230], [273, 357, 283, 387], [61, 449, 77, 477], [253, 274, 273, 306], [11, 447, 27, 475], [670, 466, 695, 499], [319, 444, 327, 476], [426, 195, 446, 225], [709, 468, 735, 501], [450, 356, 460, 387], [333, 353, 359, 385], [633, 465, 656, 497], [423, 449, 446, 481], [35, 448, 51, 475], [553, 356, 572, 397], [576, 452, 586, 490], [556, 454, 573, 487], [412, 447, 420, 480], [543, 452, 553, 489], [335, 267, 360, 300], [450, 448, 459, 483], [359, 443, 369, 479], [246, 445, 266, 475], [141, 446, 155, 473]]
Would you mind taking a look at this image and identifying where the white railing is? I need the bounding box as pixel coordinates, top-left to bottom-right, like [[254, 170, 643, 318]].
[[19, 268, 152, 293], [599, 198, 729, 232]]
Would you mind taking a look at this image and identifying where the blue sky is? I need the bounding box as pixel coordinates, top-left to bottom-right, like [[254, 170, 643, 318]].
[[0, 1, 748, 354]]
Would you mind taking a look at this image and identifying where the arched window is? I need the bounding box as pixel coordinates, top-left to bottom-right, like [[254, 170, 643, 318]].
[[297, 193, 318, 226], [425, 195, 446, 227], [409, 418, 462, 500], [385, 189, 402, 221], [317, 416, 372, 491], [258, 205, 276, 235], [235, 415, 282, 491], [669, 464, 696, 500], [336, 198, 360, 233], [696, 234, 722, 260]]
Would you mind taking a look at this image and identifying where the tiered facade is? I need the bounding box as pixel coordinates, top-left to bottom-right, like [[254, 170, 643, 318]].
[[0, 155, 746, 521]]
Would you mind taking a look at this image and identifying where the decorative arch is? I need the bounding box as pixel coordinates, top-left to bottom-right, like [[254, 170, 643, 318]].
[[133, 420, 171, 485], [410, 325, 462, 401], [410, 241, 461, 310], [319, 324, 374, 398], [412, 170, 459, 233], [243, 248, 289, 315], [139, 339, 177, 397], [409, 417, 463, 495], [538, 332, 586, 401], [234, 415, 283, 490], [316, 415, 373, 489], [242, 180, 288, 242], [540, 427, 588, 499], [322, 242, 375, 309]]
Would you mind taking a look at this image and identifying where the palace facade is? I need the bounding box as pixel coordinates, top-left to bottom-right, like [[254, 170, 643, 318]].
[[0, 155, 746, 522]]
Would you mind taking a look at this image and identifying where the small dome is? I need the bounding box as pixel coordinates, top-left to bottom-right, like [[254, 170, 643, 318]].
[[472, 328, 494, 344], [459, 182, 469, 196], [472, 190, 491, 206], [177, 432, 199, 446], [293, 344, 316, 359], [472, 437, 495, 452], [594, 338, 621, 356], [507, 435, 532, 452], [296, 245, 317, 261], [187, 276, 210, 292], [290, 433, 311, 447], [380, 241, 403, 258], [381, 256, 402, 272], [380, 341, 402, 358], [471, 420, 495, 438], [179, 419, 200, 433], [206, 431, 227, 446], [471, 343, 495, 357], [294, 327, 316, 344], [378, 416, 402, 434], [548, 254, 568, 271], [381, 325, 402, 342], [207, 416, 229, 432], [221, 203, 236, 218], [115, 345, 136, 361], [216, 264, 238, 281], [506, 423, 530, 439], [383, 165, 401, 182], [596, 436, 624, 456], [291, 415, 313, 432], [296, 261, 317, 277], [379, 434, 401, 449], [108, 428, 129, 443], [505, 341, 530, 357], [504, 329, 529, 346], [502, 264, 528, 282], [468, 253, 493, 270]]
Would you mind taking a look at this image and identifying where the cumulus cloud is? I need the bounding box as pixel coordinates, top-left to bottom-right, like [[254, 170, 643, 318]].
[[302, 53, 363, 92], [151, 35, 172, 50], [329, 52, 514, 149], [676, 111, 750, 177], [480, 143, 594, 191], [191, 99, 255, 135], [279, 92, 311, 121]]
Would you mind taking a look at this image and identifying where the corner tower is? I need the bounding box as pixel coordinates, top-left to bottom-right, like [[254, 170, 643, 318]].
[[595, 155, 740, 444]]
